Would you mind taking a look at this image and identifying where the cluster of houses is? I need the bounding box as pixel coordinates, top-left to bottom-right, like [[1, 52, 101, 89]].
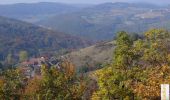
[[18, 56, 65, 78]]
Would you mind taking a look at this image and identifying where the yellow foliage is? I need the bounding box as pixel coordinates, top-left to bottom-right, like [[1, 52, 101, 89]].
[[60, 60, 75, 77], [132, 65, 170, 99], [24, 77, 42, 96]]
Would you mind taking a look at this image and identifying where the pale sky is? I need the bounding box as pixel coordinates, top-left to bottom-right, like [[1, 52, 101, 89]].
[[0, 0, 168, 5]]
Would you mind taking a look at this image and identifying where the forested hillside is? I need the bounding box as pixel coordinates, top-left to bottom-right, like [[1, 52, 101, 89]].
[[0, 16, 91, 67]]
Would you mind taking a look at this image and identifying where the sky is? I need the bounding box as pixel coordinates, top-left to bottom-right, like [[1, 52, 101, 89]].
[[0, 0, 169, 5]]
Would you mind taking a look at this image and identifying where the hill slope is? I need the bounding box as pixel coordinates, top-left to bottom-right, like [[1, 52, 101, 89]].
[[64, 41, 115, 71], [0, 16, 91, 61]]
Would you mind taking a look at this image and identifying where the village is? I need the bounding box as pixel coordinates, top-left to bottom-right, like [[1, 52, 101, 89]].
[[18, 56, 66, 78]]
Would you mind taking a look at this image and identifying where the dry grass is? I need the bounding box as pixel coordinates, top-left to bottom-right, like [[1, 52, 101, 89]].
[[64, 41, 115, 69]]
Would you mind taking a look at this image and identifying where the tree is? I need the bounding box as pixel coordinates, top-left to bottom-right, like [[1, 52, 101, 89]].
[[24, 60, 87, 100], [0, 69, 24, 99], [24, 77, 42, 99], [130, 65, 170, 99], [143, 29, 170, 66], [19, 51, 28, 62], [91, 67, 134, 100], [92, 32, 136, 99], [92, 29, 170, 99], [113, 31, 134, 70], [0, 60, 87, 99]]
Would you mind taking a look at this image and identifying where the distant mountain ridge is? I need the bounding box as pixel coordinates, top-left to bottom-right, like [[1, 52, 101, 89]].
[[0, 2, 89, 22], [0, 2, 170, 41], [37, 2, 170, 41], [94, 2, 161, 8], [0, 2, 86, 14]]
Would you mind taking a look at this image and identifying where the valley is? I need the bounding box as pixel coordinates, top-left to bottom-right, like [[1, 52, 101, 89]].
[[0, 1, 170, 99], [1, 2, 170, 41], [36, 3, 170, 41]]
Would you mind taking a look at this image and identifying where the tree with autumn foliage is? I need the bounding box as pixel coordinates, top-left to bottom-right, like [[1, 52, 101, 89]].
[[92, 31, 135, 100], [0, 60, 87, 99], [92, 29, 170, 100], [24, 60, 87, 100], [0, 69, 25, 99]]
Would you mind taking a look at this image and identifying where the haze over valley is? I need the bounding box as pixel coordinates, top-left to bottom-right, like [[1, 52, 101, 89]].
[[0, 2, 170, 41], [0, 1, 170, 99]]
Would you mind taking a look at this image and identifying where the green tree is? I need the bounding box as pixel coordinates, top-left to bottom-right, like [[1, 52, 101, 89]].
[[113, 31, 134, 69], [92, 67, 134, 100], [19, 51, 28, 62], [0, 69, 24, 99], [92, 32, 136, 99]]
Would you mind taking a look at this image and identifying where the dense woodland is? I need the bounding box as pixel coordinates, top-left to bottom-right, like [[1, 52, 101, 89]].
[[0, 29, 170, 99], [0, 16, 91, 69]]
